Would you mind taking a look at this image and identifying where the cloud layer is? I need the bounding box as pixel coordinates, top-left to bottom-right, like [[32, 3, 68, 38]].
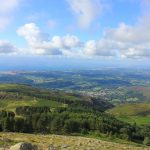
[[15, 13, 150, 58], [0, 40, 17, 54], [17, 23, 81, 55], [0, 0, 150, 59], [104, 13, 150, 58]]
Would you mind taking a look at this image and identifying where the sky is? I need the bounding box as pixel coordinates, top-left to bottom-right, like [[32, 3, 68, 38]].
[[0, 0, 150, 70]]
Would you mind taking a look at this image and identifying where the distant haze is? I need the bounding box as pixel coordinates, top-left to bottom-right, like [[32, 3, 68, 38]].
[[0, 56, 149, 71]]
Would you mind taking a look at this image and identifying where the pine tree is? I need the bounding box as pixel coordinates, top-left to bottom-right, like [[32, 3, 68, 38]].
[[3, 117, 11, 132]]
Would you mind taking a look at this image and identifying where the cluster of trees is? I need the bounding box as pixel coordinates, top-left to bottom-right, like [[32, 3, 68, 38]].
[[0, 107, 150, 145], [16, 106, 50, 116]]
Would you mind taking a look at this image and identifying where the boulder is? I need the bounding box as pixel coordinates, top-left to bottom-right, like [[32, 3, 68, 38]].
[[9, 142, 38, 150]]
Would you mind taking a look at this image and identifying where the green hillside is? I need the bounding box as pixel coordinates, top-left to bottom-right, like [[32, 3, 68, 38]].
[[1, 84, 150, 146], [0, 84, 65, 112], [0, 84, 113, 112], [108, 103, 150, 125]]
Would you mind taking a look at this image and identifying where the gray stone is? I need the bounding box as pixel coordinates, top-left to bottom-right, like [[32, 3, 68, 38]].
[[9, 142, 38, 150]]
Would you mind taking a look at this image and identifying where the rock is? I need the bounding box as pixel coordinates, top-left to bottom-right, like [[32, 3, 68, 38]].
[[61, 144, 70, 148], [78, 142, 82, 146], [9, 142, 38, 150]]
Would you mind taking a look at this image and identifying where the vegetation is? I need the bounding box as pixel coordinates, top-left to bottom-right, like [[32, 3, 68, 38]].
[[0, 69, 149, 104], [108, 103, 150, 116], [0, 84, 113, 112], [0, 133, 146, 150], [108, 103, 150, 125], [0, 69, 150, 147], [0, 84, 149, 146], [0, 108, 150, 145]]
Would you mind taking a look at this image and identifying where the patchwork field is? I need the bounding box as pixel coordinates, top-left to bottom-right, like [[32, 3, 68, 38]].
[[132, 86, 150, 99]]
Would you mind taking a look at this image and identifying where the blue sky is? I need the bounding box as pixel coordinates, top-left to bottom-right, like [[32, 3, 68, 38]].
[[0, 0, 142, 43], [0, 0, 150, 70]]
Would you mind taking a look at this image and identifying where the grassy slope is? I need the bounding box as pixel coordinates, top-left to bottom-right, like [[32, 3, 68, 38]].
[[108, 86, 150, 125], [0, 133, 147, 150], [0, 84, 149, 148], [0, 84, 66, 112], [0, 84, 113, 112], [108, 103, 150, 125], [0, 98, 64, 112]]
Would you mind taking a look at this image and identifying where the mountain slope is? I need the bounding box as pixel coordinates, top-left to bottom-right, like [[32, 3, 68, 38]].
[[0, 84, 150, 146], [108, 103, 150, 125], [0, 133, 147, 150], [0, 84, 113, 112]]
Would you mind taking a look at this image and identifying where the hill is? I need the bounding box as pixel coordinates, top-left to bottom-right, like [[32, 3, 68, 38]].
[[108, 103, 150, 125], [1, 84, 150, 146], [0, 84, 113, 112], [0, 70, 150, 104]]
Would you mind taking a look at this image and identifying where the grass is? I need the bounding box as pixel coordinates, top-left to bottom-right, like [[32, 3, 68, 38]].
[[0, 132, 147, 150], [0, 84, 27, 90], [0, 98, 65, 112], [0, 84, 68, 112], [81, 132, 144, 147], [108, 103, 150, 125], [116, 115, 150, 125], [108, 103, 150, 116]]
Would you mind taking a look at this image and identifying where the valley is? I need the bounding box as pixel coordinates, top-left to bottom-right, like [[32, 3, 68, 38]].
[[0, 69, 150, 149]]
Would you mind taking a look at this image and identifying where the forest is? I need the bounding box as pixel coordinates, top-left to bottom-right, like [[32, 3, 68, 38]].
[[1, 106, 150, 146]]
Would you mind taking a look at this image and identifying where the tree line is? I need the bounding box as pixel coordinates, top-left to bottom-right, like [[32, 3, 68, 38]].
[[0, 107, 150, 145]]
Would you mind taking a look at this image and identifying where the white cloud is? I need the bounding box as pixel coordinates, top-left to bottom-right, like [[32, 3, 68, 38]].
[[84, 39, 116, 56], [15, 0, 150, 59], [67, 0, 104, 28], [63, 0, 150, 58], [0, 0, 149, 59], [83, 39, 117, 56], [16, 23, 116, 57], [105, 17, 150, 44], [16, 14, 150, 58], [63, 35, 81, 49], [17, 23, 48, 46], [17, 23, 81, 55], [0, 40, 17, 54], [0, 0, 20, 31], [103, 11, 150, 58]]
